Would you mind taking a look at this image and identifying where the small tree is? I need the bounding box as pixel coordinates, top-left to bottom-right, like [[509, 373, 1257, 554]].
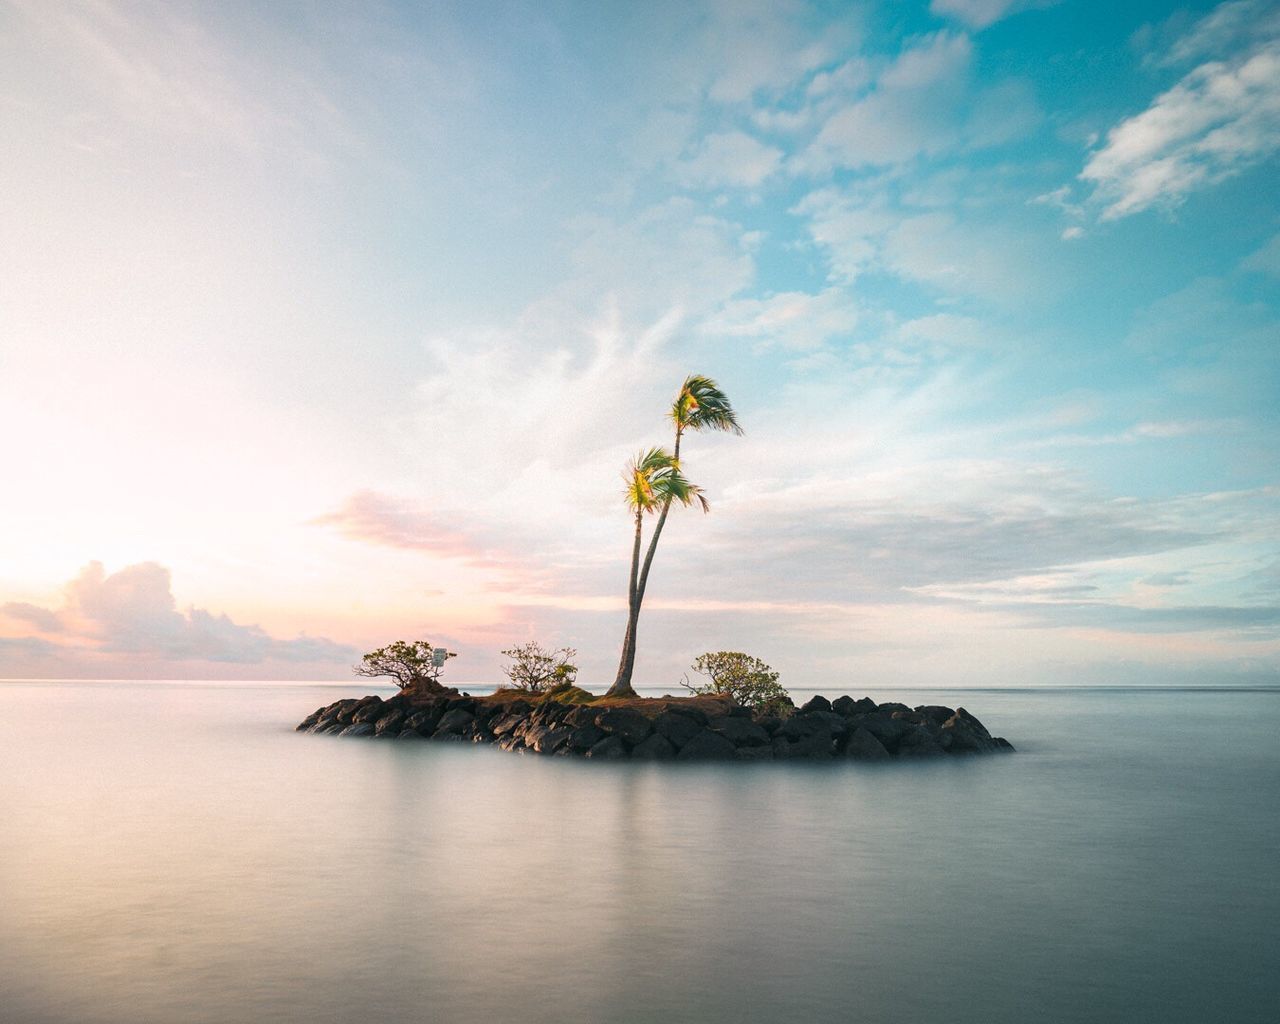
[[681, 651, 793, 717], [501, 642, 578, 693], [355, 639, 456, 693]]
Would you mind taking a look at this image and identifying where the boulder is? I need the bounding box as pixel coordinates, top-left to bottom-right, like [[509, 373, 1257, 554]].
[[676, 729, 737, 761], [532, 727, 573, 755], [654, 711, 702, 749], [897, 726, 946, 758], [397, 728, 426, 741], [295, 710, 323, 731], [340, 722, 375, 738], [663, 704, 709, 726], [568, 724, 606, 752], [915, 705, 956, 725], [433, 708, 475, 736], [707, 715, 770, 747], [594, 708, 653, 747], [631, 734, 677, 761], [373, 709, 405, 737], [844, 727, 890, 761], [858, 714, 914, 749], [334, 700, 361, 724], [830, 695, 857, 716], [800, 695, 832, 714], [735, 744, 774, 761], [352, 697, 387, 724], [776, 710, 846, 742], [784, 729, 835, 759], [585, 735, 628, 759], [403, 708, 443, 735], [878, 702, 910, 714]]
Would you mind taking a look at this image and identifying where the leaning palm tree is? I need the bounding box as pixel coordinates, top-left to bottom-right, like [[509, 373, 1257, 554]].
[[606, 376, 742, 698], [607, 447, 706, 698]]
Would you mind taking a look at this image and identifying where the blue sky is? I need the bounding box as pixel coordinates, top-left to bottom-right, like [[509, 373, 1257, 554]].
[[1, 0, 1277, 687]]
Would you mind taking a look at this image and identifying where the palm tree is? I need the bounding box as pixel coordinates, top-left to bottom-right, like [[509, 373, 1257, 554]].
[[606, 376, 742, 698]]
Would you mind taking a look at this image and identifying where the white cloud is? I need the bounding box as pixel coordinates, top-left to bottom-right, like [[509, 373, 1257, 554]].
[[699, 289, 859, 351], [798, 32, 1039, 171], [675, 131, 784, 189], [1081, 37, 1280, 219]]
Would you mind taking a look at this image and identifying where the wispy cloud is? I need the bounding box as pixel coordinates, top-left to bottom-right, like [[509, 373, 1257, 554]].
[[1082, 5, 1280, 219]]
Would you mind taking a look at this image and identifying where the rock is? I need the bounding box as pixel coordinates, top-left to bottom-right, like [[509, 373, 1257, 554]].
[[663, 704, 709, 726], [844, 727, 890, 761], [724, 704, 753, 718], [786, 729, 835, 759], [735, 744, 774, 761], [897, 726, 946, 757], [433, 709, 475, 736], [631, 734, 676, 761], [878, 702, 910, 714], [776, 710, 845, 742], [374, 709, 405, 736], [585, 735, 628, 759], [851, 697, 878, 715], [333, 699, 361, 724], [707, 715, 770, 747], [676, 729, 737, 761], [800, 695, 832, 714], [490, 713, 526, 738], [532, 727, 573, 755], [915, 705, 956, 725], [830, 695, 857, 716], [654, 711, 702, 749], [940, 709, 996, 753], [858, 713, 914, 749], [568, 724, 606, 752], [402, 708, 442, 735], [755, 715, 783, 735], [352, 697, 387, 724], [992, 737, 1016, 752], [593, 708, 653, 747], [397, 728, 426, 741], [295, 710, 323, 731], [339, 722, 375, 737]]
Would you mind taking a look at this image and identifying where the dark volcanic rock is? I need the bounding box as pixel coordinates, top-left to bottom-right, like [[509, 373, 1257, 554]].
[[594, 708, 653, 747], [433, 708, 475, 736], [568, 724, 606, 752], [299, 691, 1014, 763], [586, 735, 628, 759], [677, 729, 738, 761], [654, 710, 702, 749], [631, 734, 676, 761], [707, 715, 770, 747], [845, 727, 890, 761], [374, 709, 405, 737]]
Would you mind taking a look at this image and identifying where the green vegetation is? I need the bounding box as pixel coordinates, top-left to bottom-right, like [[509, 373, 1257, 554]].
[[500, 642, 579, 693], [607, 375, 743, 698], [681, 651, 793, 717], [354, 639, 456, 692]]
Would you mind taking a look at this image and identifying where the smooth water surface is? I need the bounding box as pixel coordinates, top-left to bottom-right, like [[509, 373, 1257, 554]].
[[1, 682, 1277, 1024]]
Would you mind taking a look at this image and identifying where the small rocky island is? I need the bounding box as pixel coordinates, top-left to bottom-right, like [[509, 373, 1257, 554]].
[[296, 687, 1014, 761]]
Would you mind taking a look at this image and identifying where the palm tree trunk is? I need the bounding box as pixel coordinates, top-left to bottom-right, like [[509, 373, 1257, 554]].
[[607, 512, 645, 697], [607, 432, 682, 699]]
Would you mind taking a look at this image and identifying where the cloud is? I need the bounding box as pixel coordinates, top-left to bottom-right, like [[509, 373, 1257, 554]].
[[1242, 232, 1280, 276], [674, 131, 784, 189], [797, 32, 1039, 171], [1081, 25, 1280, 219], [929, 0, 1054, 31], [1, 561, 356, 667], [698, 288, 859, 351]]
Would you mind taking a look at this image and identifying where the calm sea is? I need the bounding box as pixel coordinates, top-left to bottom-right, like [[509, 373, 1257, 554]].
[[1, 681, 1276, 1024]]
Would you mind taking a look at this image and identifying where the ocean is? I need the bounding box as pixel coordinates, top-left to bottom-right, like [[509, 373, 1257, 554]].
[[1, 680, 1276, 1024]]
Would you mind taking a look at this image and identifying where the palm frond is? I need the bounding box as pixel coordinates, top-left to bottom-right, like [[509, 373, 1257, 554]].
[[669, 374, 744, 436], [621, 446, 710, 515]]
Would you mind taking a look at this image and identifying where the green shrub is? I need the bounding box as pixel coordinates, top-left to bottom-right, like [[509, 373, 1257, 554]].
[[354, 639, 456, 691], [681, 651, 793, 717], [500, 642, 579, 694]]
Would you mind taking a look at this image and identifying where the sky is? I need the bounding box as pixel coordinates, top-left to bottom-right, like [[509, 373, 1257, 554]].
[[1, 0, 1277, 689]]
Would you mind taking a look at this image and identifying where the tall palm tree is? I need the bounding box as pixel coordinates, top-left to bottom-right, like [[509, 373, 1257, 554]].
[[606, 376, 742, 698], [608, 447, 706, 698]]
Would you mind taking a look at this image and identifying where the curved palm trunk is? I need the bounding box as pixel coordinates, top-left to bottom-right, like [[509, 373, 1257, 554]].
[[608, 512, 645, 696], [607, 432, 683, 699]]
